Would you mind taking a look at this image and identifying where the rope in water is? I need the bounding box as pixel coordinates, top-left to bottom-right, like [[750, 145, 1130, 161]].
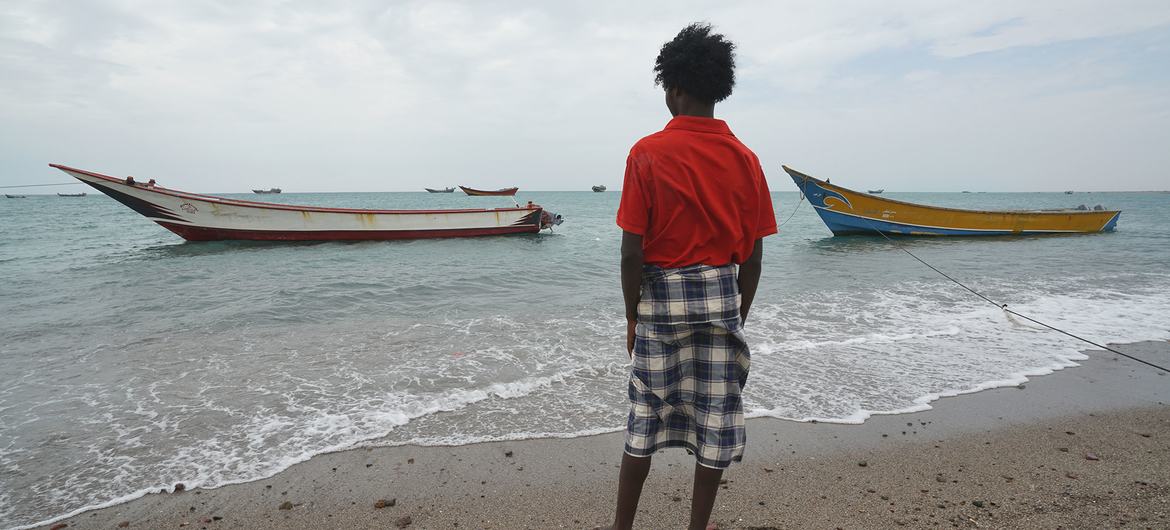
[[774, 190, 805, 230], [865, 222, 1169, 373], [0, 182, 81, 189]]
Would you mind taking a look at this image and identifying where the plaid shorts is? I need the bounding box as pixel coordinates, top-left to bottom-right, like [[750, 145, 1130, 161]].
[[625, 264, 750, 469]]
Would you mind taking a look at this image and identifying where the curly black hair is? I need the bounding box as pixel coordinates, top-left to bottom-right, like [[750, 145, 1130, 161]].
[[654, 23, 736, 104]]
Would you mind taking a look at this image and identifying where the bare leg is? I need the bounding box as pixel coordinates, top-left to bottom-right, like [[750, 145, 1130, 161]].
[[609, 452, 652, 530], [688, 462, 724, 530]]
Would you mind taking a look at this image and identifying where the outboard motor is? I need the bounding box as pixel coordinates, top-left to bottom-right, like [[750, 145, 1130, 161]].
[[540, 210, 564, 230]]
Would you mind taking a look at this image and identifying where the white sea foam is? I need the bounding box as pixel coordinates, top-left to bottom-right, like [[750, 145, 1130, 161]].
[[7, 276, 1169, 530]]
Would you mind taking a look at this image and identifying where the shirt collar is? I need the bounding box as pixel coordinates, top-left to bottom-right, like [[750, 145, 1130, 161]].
[[664, 115, 733, 136]]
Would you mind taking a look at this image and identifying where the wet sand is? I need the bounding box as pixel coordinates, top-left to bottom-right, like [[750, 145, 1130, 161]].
[[39, 341, 1169, 529]]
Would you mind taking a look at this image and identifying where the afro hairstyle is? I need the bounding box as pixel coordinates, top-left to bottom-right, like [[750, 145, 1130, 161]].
[[654, 23, 736, 104]]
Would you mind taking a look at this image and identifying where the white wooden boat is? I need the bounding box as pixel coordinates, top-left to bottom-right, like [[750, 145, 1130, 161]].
[[50, 164, 562, 241]]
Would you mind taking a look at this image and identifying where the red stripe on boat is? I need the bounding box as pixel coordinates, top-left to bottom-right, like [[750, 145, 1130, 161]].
[[155, 222, 540, 241]]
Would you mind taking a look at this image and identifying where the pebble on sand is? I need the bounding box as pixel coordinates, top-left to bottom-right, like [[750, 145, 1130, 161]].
[[174, 483, 186, 492], [375, 498, 397, 509], [1085, 452, 1101, 461], [117, 522, 129, 528], [505, 450, 513, 457], [279, 501, 294, 510], [858, 461, 868, 467], [49, 524, 67, 530], [394, 515, 413, 528]]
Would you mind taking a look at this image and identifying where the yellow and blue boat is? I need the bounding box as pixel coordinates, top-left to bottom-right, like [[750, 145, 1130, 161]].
[[784, 166, 1120, 236]]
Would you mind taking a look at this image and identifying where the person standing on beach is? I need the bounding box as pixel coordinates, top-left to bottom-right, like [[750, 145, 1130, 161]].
[[607, 23, 777, 530]]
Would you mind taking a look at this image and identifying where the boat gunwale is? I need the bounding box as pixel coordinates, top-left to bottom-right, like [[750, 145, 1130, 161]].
[[782, 165, 1120, 216], [50, 164, 537, 215]]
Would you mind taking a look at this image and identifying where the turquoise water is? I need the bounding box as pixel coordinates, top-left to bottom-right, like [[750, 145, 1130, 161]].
[[2, 188, 1168, 528]]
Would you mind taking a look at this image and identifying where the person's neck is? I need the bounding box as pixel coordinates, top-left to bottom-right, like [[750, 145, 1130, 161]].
[[675, 103, 715, 119]]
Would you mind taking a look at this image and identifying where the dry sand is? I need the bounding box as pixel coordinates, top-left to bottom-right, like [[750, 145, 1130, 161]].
[[39, 341, 1169, 529]]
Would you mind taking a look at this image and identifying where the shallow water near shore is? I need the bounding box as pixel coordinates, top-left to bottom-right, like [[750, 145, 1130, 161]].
[[1, 188, 1168, 528]]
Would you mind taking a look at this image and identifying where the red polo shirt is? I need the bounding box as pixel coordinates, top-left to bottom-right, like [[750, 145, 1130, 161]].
[[616, 116, 777, 268]]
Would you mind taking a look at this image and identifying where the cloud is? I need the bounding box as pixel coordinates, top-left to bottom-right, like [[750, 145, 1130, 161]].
[[1, 0, 1168, 191]]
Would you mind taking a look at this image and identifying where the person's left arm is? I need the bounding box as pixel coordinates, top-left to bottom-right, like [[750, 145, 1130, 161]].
[[621, 231, 645, 355]]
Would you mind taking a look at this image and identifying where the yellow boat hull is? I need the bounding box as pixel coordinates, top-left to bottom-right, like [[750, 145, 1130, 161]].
[[784, 166, 1120, 236]]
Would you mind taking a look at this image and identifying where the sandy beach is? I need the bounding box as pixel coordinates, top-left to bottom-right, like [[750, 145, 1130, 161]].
[[36, 340, 1168, 529]]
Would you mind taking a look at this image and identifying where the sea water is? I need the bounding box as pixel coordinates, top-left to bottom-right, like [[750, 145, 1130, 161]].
[[1, 188, 1168, 527]]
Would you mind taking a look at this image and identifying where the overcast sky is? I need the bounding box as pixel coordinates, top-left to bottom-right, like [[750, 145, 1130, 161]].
[[2, 1, 1168, 192]]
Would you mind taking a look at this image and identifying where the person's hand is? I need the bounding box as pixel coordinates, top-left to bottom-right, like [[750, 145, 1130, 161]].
[[626, 319, 637, 358]]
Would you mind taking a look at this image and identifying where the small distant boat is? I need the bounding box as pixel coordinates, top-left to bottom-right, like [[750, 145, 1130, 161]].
[[867, 188, 884, 194], [784, 166, 1120, 236], [592, 185, 607, 192], [252, 188, 281, 194], [961, 191, 972, 194], [5, 194, 27, 198], [1064, 190, 1074, 194], [459, 185, 519, 197], [50, 164, 563, 241], [425, 187, 456, 193], [57, 192, 87, 197]]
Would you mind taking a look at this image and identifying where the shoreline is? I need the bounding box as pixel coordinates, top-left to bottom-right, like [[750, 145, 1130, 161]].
[[29, 340, 1170, 529]]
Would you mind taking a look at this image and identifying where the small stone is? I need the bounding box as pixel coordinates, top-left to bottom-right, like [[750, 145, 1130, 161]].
[[758, 501, 766, 505], [858, 461, 868, 467], [375, 498, 397, 509], [278, 501, 293, 510], [50, 524, 68, 530], [1065, 431, 1075, 435], [936, 475, 947, 483], [1085, 452, 1100, 461], [504, 450, 513, 457], [719, 478, 728, 484], [118, 522, 130, 528], [672, 495, 682, 502], [764, 467, 774, 473], [881, 495, 889, 500], [407, 458, 414, 464], [1058, 447, 1069, 452], [1016, 384, 1026, 389], [1066, 472, 1079, 479], [972, 500, 984, 508], [366, 464, 372, 468], [394, 515, 412, 528], [1139, 433, 1151, 438], [212, 516, 222, 521], [174, 483, 186, 493]]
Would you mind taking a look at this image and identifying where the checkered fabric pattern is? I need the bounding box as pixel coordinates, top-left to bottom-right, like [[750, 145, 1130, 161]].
[[625, 264, 750, 469]]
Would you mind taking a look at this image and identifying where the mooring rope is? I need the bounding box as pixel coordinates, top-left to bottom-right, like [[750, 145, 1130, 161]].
[[775, 190, 805, 230], [866, 223, 1169, 373]]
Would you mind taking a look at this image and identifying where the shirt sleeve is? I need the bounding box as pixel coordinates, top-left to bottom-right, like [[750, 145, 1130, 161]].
[[755, 162, 778, 238], [616, 150, 650, 235]]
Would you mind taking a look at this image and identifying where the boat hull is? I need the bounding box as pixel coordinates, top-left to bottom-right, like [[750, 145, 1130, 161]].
[[459, 186, 518, 196], [784, 166, 1120, 236], [51, 165, 545, 242]]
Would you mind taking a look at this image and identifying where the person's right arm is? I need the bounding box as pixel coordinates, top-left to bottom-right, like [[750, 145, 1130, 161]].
[[737, 238, 763, 325]]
